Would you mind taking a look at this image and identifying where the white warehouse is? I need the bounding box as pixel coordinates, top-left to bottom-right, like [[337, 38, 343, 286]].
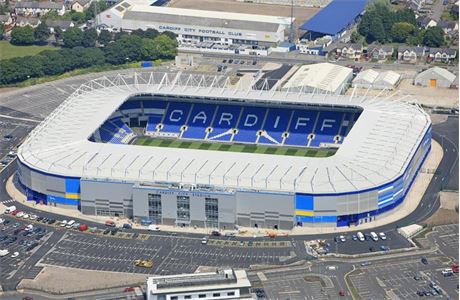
[[352, 69, 401, 90], [98, 0, 292, 47]]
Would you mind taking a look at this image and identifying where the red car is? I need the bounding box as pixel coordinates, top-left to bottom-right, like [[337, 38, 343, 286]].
[[79, 224, 88, 231], [124, 287, 135, 292], [11, 210, 20, 216], [452, 263, 459, 273], [105, 220, 116, 227], [339, 289, 345, 297]]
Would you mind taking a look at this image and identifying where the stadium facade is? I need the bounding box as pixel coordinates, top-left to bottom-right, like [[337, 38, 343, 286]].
[[98, 0, 292, 47], [16, 73, 431, 229]]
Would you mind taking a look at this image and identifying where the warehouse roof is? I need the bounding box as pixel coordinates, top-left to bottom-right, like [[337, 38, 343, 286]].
[[299, 0, 368, 35], [375, 71, 401, 86], [18, 72, 430, 195], [415, 67, 456, 83], [282, 63, 353, 93], [353, 69, 379, 84]]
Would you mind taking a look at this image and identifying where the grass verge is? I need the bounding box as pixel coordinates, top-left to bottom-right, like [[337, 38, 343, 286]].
[[0, 41, 60, 60]]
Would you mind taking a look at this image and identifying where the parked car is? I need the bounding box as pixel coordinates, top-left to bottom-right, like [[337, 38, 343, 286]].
[[79, 224, 88, 231], [122, 223, 132, 230], [148, 225, 160, 232], [105, 220, 116, 227], [11, 251, 19, 258], [379, 232, 387, 240], [421, 257, 428, 265], [211, 230, 221, 236]]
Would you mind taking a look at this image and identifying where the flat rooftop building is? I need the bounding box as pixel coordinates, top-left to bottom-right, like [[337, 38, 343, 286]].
[[146, 269, 253, 300], [98, 0, 292, 47]]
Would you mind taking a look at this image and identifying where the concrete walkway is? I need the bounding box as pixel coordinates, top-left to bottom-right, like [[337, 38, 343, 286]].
[[4, 140, 443, 237]]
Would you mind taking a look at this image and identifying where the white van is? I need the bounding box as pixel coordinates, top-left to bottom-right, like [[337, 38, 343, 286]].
[[370, 232, 379, 242], [0, 249, 9, 257], [357, 232, 365, 242], [5, 205, 16, 213], [66, 220, 75, 228]]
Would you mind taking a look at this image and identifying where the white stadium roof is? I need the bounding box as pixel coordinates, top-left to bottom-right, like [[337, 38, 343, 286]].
[[18, 72, 431, 195]]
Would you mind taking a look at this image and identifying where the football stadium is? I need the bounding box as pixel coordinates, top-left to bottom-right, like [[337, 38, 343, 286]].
[[16, 73, 432, 230]]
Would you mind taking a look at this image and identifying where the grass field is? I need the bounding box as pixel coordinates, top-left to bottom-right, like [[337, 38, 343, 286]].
[[134, 137, 335, 157], [0, 41, 59, 60]]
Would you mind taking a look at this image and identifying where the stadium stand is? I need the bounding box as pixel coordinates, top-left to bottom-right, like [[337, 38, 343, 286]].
[[94, 99, 361, 148]]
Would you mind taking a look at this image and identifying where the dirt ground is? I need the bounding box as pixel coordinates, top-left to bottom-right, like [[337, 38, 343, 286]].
[[18, 265, 147, 294], [169, 0, 319, 29], [424, 191, 459, 226], [397, 78, 459, 108]]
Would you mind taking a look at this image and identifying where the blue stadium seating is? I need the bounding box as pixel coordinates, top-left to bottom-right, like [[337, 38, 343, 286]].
[[208, 105, 242, 141], [146, 115, 162, 133], [233, 106, 266, 143], [182, 103, 216, 139], [120, 100, 141, 111], [160, 102, 192, 133], [284, 110, 318, 146], [143, 100, 167, 109], [260, 108, 292, 144], [97, 99, 362, 148], [310, 111, 343, 147]]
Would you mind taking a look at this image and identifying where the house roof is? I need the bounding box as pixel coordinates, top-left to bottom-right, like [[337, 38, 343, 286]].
[[15, 1, 64, 9], [299, 0, 368, 35], [45, 19, 73, 29], [337, 43, 363, 51], [399, 46, 426, 55], [367, 45, 393, 53], [417, 16, 435, 27], [428, 48, 457, 55], [16, 16, 40, 25], [72, 0, 92, 6]]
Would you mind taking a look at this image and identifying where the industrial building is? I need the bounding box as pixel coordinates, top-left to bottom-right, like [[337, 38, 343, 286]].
[[98, 0, 292, 47], [282, 63, 353, 94], [299, 0, 368, 41], [146, 269, 252, 300], [414, 67, 456, 88], [352, 69, 401, 90], [17, 72, 431, 229]]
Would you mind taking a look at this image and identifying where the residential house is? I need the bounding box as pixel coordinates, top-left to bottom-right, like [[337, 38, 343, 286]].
[[427, 48, 457, 63], [14, 1, 66, 17], [335, 43, 363, 60], [15, 16, 40, 27], [408, 0, 426, 11], [45, 19, 74, 32], [417, 16, 437, 29], [398, 46, 428, 62], [70, 0, 92, 13], [298, 36, 332, 56], [367, 45, 394, 61], [438, 20, 459, 34]]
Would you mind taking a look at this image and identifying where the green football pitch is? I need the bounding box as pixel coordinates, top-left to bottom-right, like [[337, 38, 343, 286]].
[[133, 136, 335, 157]]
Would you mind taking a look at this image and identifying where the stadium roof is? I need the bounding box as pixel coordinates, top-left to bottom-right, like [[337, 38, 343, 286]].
[[18, 72, 430, 195], [282, 63, 353, 93], [110, 0, 291, 31], [299, 0, 368, 35]]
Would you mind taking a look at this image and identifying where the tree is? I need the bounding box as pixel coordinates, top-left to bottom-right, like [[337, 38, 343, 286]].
[[0, 23, 4, 40], [34, 22, 50, 42], [10, 26, 35, 45], [114, 30, 129, 41], [144, 28, 159, 39], [54, 26, 63, 42], [161, 30, 176, 40], [350, 31, 362, 44], [39, 50, 66, 75], [368, 17, 386, 43], [98, 29, 112, 46], [141, 38, 157, 60], [63, 27, 84, 48], [153, 34, 178, 59], [131, 29, 145, 38], [84, 0, 109, 20], [82, 28, 97, 47], [422, 26, 445, 47], [391, 22, 415, 43], [104, 34, 143, 64], [69, 11, 86, 23]]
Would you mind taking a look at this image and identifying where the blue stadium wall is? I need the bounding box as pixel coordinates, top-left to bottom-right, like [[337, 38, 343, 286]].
[[16, 125, 431, 228], [295, 125, 432, 226]]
